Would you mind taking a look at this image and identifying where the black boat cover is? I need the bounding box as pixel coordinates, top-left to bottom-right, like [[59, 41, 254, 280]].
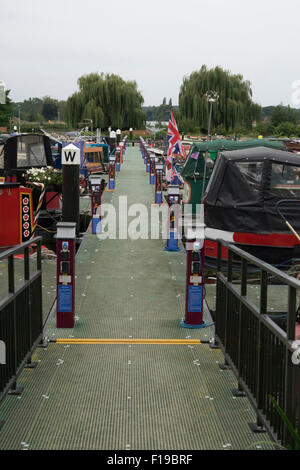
[[0, 133, 53, 173], [204, 147, 300, 233]]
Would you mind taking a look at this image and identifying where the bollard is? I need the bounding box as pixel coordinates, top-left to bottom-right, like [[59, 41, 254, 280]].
[[181, 221, 206, 329], [164, 185, 181, 252], [56, 222, 76, 328]]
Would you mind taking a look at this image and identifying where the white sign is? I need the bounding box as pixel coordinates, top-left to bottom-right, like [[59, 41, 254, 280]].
[[190, 276, 202, 284], [62, 144, 80, 165]]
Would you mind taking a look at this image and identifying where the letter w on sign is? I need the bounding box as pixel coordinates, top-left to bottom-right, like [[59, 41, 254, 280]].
[[64, 151, 77, 162]]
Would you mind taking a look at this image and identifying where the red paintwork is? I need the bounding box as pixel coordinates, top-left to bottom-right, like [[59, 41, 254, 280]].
[[0, 186, 33, 247]]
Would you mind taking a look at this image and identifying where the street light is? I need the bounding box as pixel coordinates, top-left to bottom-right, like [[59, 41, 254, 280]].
[[201, 91, 219, 201], [18, 104, 21, 134], [205, 90, 219, 141]]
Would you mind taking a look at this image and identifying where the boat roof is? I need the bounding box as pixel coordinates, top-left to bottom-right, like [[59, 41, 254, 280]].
[[181, 139, 287, 179], [0, 133, 54, 170], [188, 138, 285, 153], [218, 146, 300, 164]]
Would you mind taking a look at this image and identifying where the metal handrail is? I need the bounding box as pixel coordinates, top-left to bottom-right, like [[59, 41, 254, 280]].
[[213, 238, 300, 448]]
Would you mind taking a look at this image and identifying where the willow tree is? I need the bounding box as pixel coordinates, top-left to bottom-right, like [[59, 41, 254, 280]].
[[179, 65, 261, 133], [66, 73, 145, 129]]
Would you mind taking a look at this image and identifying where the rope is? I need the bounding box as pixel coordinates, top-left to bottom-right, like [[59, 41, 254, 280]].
[[36, 223, 57, 234]]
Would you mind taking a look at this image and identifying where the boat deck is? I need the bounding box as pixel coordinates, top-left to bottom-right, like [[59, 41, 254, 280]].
[[0, 146, 273, 450]]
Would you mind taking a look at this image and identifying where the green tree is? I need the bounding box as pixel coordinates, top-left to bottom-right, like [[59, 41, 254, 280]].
[[178, 65, 261, 133], [42, 96, 58, 121], [274, 121, 296, 137], [270, 104, 298, 127], [13, 97, 43, 122], [12, 96, 66, 123], [66, 73, 145, 130], [0, 90, 13, 128]]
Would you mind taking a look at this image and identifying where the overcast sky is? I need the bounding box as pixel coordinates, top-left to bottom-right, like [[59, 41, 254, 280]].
[[1, 0, 300, 108]]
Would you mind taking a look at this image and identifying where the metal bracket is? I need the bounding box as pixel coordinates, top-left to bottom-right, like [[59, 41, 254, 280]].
[[248, 422, 267, 433], [232, 388, 246, 397], [24, 362, 38, 369], [219, 363, 231, 370], [8, 386, 24, 396]]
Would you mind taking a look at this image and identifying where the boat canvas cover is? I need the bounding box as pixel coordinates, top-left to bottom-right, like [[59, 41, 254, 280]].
[[1, 134, 53, 172], [204, 146, 300, 234], [180, 138, 286, 180]]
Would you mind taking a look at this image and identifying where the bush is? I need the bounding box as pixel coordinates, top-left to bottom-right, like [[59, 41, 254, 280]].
[[274, 121, 296, 137], [20, 122, 71, 133]]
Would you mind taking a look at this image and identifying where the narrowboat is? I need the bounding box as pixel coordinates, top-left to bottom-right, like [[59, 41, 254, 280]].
[[203, 146, 300, 266], [181, 138, 287, 214]]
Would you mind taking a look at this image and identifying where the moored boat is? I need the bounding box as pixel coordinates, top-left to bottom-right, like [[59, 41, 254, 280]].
[[203, 146, 300, 266], [181, 138, 287, 214]]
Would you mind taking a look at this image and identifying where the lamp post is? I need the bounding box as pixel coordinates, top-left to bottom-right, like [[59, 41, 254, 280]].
[[201, 91, 219, 202], [18, 104, 21, 134], [205, 90, 219, 142]]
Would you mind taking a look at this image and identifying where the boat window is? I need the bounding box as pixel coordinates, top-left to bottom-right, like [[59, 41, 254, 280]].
[[85, 151, 101, 163], [0, 144, 4, 169], [17, 135, 47, 167], [270, 163, 300, 197], [235, 162, 263, 193]]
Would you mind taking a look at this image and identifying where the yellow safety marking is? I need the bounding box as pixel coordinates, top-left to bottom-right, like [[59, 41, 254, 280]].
[[55, 338, 203, 345]]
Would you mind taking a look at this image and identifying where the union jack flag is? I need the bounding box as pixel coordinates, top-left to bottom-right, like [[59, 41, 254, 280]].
[[166, 108, 184, 182]]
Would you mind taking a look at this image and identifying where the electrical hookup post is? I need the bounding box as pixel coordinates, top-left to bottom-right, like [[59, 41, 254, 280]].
[[149, 153, 155, 185], [164, 185, 181, 252], [116, 146, 121, 172], [108, 155, 116, 191], [154, 161, 164, 204], [90, 174, 105, 234], [181, 213, 206, 329], [56, 143, 80, 328], [56, 222, 76, 328]]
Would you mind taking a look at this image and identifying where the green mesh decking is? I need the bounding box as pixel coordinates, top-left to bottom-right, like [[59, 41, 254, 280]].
[[0, 147, 274, 450]]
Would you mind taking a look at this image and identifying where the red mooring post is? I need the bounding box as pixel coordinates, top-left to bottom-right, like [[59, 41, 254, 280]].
[[181, 221, 206, 329], [154, 161, 164, 204], [56, 222, 76, 328], [164, 185, 181, 252], [90, 174, 105, 234]]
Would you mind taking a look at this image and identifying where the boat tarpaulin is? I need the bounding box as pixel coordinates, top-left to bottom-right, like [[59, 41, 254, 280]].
[[204, 146, 300, 234]]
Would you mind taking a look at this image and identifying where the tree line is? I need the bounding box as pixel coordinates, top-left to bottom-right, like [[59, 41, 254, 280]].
[[1, 67, 300, 138], [143, 98, 177, 122]]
